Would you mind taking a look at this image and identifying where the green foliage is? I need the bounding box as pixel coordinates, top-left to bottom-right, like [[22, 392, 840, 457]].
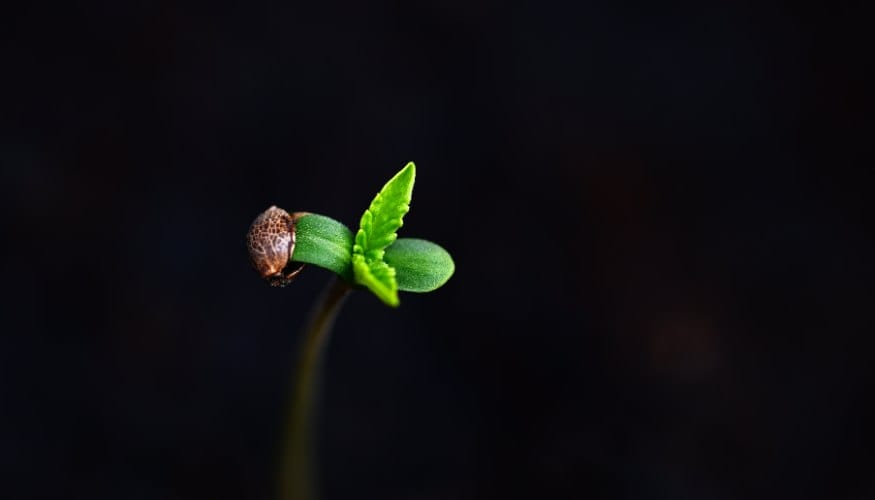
[[352, 257, 398, 306], [291, 214, 354, 281], [283, 161, 453, 306], [385, 238, 455, 292], [351, 162, 415, 306]]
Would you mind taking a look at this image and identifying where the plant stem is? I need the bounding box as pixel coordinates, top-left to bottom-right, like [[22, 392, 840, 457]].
[[279, 276, 352, 500]]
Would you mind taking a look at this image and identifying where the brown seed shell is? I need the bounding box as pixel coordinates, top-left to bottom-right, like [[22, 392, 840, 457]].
[[246, 206, 303, 286]]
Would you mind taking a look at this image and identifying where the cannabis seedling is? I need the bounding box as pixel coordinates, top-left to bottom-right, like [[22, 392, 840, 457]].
[[245, 162, 454, 500]]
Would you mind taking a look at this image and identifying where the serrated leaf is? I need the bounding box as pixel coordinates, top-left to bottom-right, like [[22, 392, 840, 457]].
[[353, 162, 415, 260], [385, 238, 455, 292], [352, 254, 399, 307], [352, 162, 416, 306]]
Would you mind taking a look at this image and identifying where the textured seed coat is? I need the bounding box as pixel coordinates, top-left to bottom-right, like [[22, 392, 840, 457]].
[[246, 206, 302, 286]]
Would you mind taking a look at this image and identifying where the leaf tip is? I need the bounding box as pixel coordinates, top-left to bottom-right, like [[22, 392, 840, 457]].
[[394, 161, 416, 190]]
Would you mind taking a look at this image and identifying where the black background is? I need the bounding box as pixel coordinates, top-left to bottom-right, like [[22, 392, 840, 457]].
[[2, 1, 873, 499]]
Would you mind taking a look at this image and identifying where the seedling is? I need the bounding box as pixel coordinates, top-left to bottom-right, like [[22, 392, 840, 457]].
[[245, 162, 454, 500]]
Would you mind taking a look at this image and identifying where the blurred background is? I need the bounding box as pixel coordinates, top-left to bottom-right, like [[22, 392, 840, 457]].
[[2, 1, 872, 499]]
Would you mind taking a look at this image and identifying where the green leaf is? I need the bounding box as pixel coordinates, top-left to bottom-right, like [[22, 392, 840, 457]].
[[352, 162, 416, 306], [385, 238, 455, 292], [352, 254, 399, 306], [353, 162, 415, 261], [291, 214, 355, 281]]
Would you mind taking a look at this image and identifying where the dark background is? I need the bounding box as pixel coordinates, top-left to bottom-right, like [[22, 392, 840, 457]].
[[2, 1, 873, 499]]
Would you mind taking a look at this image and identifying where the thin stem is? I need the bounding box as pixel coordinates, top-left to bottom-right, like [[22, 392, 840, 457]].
[[279, 277, 352, 500]]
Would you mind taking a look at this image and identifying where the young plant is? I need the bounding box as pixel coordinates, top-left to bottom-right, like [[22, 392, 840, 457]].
[[245, 162, 454, 500]]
